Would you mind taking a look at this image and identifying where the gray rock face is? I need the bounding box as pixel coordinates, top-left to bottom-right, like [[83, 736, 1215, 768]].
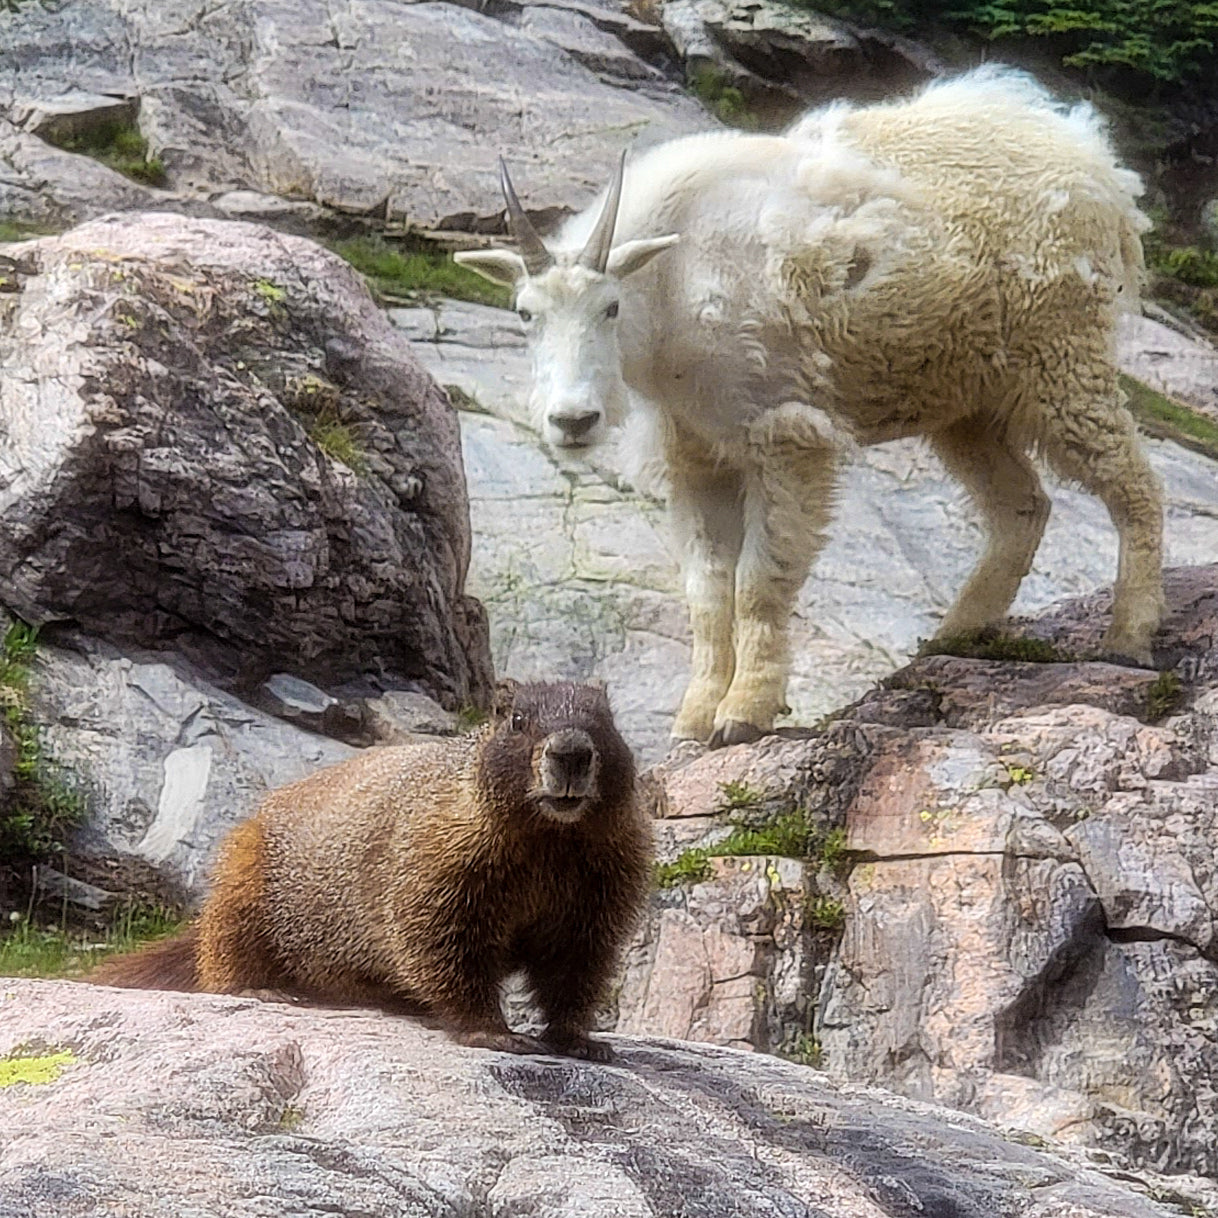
[[0, 0, 710, 230], [397, 298, 1218, 763], [28, 633, 353, 898], [0, 212, 491, 711], [1, 978, 1210, 1218], [625, 566, 1218, 1183]]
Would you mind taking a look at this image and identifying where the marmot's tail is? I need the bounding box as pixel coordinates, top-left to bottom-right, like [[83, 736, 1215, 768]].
[[89, 923, 201, 992]]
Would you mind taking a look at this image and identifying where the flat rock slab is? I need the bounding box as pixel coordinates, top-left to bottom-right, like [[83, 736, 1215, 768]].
[[398, 300, 1218, 762], [0, 979, 1200, 1217], [0, 0, 710, 228]]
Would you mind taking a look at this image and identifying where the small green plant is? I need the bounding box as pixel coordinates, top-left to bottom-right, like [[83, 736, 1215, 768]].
[[808, 895, 846, 930], [0, 219, 54, 244], [253, 279, 287, 305], [919, 628, 1066, 664], [455, 705, 489, 732], [654, 847, 715, 888], [1, 621, 86, 867], [779, 1032, 824, 1069], [1120, 374, 1218, 462], [1003, 763, 1035, 786], [277, 1104, 306, 1131], [688, 65, 756, 128], [811, 827, 849, 874], [1145, 669, 1183, 721], [328, 236, 511, 308], [717, 780, 766, 813], [45, 121, 166, 187], [307, 409, 367, 475]]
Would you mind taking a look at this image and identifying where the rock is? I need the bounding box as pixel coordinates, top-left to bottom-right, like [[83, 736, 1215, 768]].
[[2, 978, 1213, 1218], [622, 565, 1218, 1180], [0, 211, 492, 712], [1118, 312, 1218, 422], [26, 633, 354, 899], [358, 689, 459, 743], [0, 0, 710, 231], [395, 298, 1218, 763]]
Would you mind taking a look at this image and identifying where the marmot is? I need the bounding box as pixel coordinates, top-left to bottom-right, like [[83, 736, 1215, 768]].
[[92, 680, 652, 1060]]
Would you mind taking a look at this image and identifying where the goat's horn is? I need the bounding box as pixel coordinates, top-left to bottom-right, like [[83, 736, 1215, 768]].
[[578, 150, 626, 274], [499, 157, 553, 276]]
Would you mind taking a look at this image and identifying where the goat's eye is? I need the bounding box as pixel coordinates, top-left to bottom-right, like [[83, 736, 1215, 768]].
[[605, 300, 620, 319], [510, 711, 527, 731], [518, 308, 533, 323]]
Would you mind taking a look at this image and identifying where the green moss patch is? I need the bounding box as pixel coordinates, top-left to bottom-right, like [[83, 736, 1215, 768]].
[[918, 628, 1067, 664], [328, 235, 511, 308], [44, 121, 166, 187], [1121, 374, 1218, 462]]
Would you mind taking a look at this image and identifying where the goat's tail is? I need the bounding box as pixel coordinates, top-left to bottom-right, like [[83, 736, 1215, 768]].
[[88, 923, 201, 992]]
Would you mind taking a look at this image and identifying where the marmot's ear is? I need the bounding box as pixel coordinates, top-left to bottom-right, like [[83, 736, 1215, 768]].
[[491, 678, 520, 722]]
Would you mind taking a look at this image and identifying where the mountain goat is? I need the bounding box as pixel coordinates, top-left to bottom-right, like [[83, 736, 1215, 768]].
[[457, 68, 1163, 747]]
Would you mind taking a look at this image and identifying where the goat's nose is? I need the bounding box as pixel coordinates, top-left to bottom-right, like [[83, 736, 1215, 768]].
[[549, 410, 600, 440]]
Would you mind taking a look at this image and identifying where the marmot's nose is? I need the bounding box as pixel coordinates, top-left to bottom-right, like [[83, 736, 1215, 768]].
[[545, 729, 595, 785]]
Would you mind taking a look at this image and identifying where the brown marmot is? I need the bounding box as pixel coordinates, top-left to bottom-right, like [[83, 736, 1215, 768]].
[[92, 680, 652, 1060]]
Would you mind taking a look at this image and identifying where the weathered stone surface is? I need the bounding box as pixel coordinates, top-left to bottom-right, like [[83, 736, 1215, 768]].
[[397, 298, 1218, 763], [617, 567, 1218, 1182], [1, 978, 1211, 1218], [0, 212, 492, 711], [1118, 312, 1218, 422], [0, 0, 710, 230], [26, 632, 353, 898]]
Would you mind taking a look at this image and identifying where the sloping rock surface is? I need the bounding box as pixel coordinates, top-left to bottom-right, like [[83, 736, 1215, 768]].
[[0, 979, 1205, 1218], [0, 212, 492, 710], [625, 566, 1218, 1182], [0, 0, 710, 229]]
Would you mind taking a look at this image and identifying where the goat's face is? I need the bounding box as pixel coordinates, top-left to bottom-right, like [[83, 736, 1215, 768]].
[[456, 156, 677, 451]]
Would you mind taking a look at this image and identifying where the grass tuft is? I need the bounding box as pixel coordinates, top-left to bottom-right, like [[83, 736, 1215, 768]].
[[307, 409, 367, 475], [328, 236, 511, 309], [0, 907, 180, 979], [1145, 670, 1183, 721]]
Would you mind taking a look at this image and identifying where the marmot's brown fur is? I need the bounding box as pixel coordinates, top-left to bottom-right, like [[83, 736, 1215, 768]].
[[92, 680, 652, 1059]]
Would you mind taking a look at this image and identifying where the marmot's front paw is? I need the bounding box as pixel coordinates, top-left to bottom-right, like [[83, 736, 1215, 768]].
[[453, 1029, 547, 1055]]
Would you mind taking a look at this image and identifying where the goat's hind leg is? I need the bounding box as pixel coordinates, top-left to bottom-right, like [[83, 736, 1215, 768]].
[[930, 417, 1051, 640], [1040, 391, 1164, 666], [669, 459, 744, 742]]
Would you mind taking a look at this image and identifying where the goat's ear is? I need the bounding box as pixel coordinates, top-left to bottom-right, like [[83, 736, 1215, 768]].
[[608, 234, 679, 278], [453, 249, 528, 288]]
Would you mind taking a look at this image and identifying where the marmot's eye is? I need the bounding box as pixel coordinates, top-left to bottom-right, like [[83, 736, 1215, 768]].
[[518, 308, 533, 323], [605, 301, 619, 319], [510, 711, 527, 731]]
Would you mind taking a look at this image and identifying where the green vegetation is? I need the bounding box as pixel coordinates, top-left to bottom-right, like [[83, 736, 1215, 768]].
[[456, 705, 489, 732], [778, 1032, 824, 1068], [44, 120, 166, 187], [717, 780, 766, 813], [808, 895, 846, 930], [919, 627, 1067, 663], [0, 219, 53, 244], [688, 66, 756, 128], [0, 1047, 77, 1088], [0, 907, 179, 979], [1121, 374, 1218, 462], [307, 409, 367, 475], [813, 0, 1218, 88], [1, 621, 85, 869], [328, 235, 511, 308], [1145, 669, 1183, 721], [1002, 762, 1035, 786], [655, 802, 851, 889]]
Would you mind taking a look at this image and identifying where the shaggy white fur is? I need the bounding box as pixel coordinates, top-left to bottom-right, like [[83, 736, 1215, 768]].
[[458, 67, 1163, 746]]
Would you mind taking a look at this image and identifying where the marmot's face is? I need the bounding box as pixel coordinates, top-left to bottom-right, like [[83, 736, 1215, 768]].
[[482, 680, 634, 826]]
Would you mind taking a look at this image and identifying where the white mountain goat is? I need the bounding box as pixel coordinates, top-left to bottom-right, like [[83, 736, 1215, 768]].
[[457, 68, 1163, 747]]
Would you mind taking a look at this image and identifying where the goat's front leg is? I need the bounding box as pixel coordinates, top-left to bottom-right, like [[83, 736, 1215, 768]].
[[669, 460, 744, 742], [710, 441, 838, 748]]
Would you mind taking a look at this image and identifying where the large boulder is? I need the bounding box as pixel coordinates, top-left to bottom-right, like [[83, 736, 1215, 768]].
[[2, 978, 1213, 1217], [0, 0, 710, 230], [0, 212, 492, 712], [624, 566, 1218, 1181]]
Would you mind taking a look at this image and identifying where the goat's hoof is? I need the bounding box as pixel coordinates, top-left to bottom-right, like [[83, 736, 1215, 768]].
[[708, 719, 765, 749]]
